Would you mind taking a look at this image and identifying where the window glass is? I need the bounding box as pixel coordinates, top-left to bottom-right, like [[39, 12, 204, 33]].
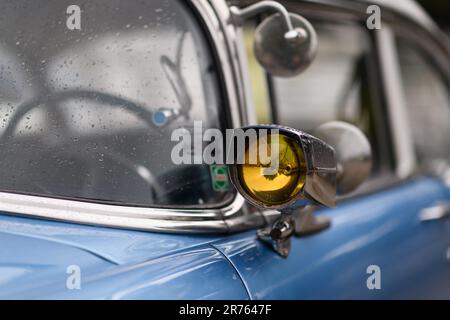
[[0, 0, 233, 207], [396, 39, 450, 164], [271, 21, 383, 174]]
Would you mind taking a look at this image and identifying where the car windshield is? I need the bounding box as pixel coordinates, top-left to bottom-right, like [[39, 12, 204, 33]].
[[0, 0, 233, 208]]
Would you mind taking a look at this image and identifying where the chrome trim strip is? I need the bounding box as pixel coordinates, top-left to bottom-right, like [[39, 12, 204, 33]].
[[376, 26, 417, 178], [0, 191, 247, 233], [0, 0, 256, 233], [0, 191, 244, 220], [206, 0, 251, 126]]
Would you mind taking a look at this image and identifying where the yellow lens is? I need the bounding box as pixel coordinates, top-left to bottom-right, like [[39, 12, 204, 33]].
[[237, 133, 306, 206]]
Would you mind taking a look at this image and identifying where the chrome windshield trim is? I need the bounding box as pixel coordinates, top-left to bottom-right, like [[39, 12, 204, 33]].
[[0, 0, 258, 233]]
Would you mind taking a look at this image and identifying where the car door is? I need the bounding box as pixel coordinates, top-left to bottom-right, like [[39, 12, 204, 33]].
[[394, 23, 450, 254], [211, 7, 450, 299]]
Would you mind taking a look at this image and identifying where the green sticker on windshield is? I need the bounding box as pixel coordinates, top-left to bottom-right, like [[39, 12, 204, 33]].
[[210, 165, 230, 191]]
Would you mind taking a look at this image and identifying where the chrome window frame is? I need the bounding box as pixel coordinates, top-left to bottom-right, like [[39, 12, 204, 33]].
[[386, 9, 450, 181], [375, 26, 417, 179], [264, 0, 447, 198], [371, 1, 449, 182], [0, 0, 266, 234], [277, 1, 448, 184], [251, 0, 409, 198]]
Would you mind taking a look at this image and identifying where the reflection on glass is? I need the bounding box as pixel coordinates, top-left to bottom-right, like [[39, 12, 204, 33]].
[[0, 0, 232, 207]]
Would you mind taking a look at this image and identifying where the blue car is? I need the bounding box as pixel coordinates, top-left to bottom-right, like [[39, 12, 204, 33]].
[[0, 0, 449, 299]]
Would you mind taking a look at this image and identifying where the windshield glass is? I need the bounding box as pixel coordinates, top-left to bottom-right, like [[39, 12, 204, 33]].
[[0, 0, 233, 207]]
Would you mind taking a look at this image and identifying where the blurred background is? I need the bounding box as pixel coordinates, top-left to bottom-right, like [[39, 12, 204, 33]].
[[242, 0, 450, 179], [246, 0, 450, 124], [418, 0, 450, 33]]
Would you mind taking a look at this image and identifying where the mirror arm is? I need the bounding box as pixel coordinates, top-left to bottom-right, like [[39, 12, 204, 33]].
[[230, 1, 292, 29], [257, 208, 296, 258], [258, 206, 331, 257], [230, 1, 302, 40]]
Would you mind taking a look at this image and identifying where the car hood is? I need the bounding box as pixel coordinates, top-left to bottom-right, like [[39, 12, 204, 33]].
[[0, 213, 248, 299]]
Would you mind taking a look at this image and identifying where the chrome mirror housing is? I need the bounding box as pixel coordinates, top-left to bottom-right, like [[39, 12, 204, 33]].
[[312, 121, 373, 194], [230, 1, 318, 77]]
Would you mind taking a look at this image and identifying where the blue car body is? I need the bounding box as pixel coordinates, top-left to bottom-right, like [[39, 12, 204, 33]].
[[1, 177, 450, 299], [0, 0, 449, 299]]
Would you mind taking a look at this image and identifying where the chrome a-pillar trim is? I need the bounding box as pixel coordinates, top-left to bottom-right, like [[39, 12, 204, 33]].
[[206, 0, 253, 126], [0, 0, 263, 234]]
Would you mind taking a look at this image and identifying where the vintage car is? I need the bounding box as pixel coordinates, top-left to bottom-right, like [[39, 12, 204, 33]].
[[0, 0, 449, 299]]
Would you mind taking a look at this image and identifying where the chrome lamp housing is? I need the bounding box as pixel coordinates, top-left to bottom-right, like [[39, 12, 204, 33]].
[[228, 125, 337, 210], [227, 123, 372, 257]]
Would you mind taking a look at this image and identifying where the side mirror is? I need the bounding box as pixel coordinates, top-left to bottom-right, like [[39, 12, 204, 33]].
[[312, 121, 372, 194], [230, 1, 318, 77], [254, 13, 318, 77]]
